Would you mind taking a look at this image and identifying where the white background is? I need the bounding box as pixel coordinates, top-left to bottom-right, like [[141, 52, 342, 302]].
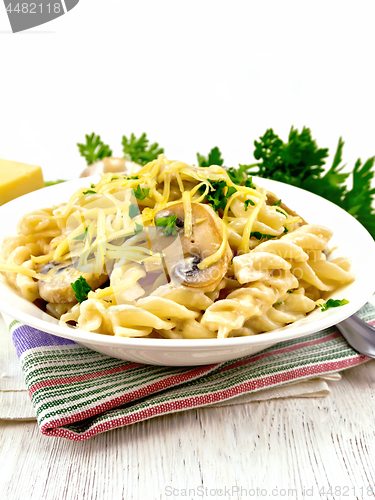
[[0, 0, 375, 183]]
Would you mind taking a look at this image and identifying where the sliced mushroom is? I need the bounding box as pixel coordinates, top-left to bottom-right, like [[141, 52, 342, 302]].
[[153, 203, 232, 292], [38, 261, 108, 303], [266, 193, 307, 225]]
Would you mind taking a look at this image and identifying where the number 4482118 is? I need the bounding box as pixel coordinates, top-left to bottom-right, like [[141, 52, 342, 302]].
[[6, 3, 62, 14]]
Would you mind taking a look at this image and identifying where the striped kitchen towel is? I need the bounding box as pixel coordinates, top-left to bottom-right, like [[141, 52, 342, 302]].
[[8, 302, 375, 441]]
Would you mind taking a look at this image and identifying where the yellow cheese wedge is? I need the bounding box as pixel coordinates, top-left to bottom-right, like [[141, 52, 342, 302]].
[[0, 159, 44, 205]]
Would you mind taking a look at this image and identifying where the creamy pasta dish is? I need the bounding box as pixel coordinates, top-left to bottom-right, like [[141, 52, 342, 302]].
[[0, 156, 354, 339]]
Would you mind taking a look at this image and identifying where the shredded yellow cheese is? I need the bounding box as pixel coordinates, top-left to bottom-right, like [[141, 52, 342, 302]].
[[239, 189, 267, 254], [198, 219, 228, 270], [182, 191, 192, 238]]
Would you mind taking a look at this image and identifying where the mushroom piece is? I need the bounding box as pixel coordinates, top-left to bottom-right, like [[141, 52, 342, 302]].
[[80, 157, 142, 178], [266, 193, 307, 225], [153, 203, 232, 292], [38, 262, 108, 304]]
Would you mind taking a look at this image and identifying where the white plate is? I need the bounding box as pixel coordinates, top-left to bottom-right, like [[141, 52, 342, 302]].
[[0, 176, 374, 366]]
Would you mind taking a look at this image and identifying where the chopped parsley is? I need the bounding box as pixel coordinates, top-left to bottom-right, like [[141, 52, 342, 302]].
[[244, 199, 255, 211], [227, 167, 245, 185], [125, 175, 139, 180], [71, 276, 92, 303], [83, 189, 97, 195], [44, 180, 66, 187], [244, 177, 256, 190], [320, 299, 349, 312], [132, 185, 150, 201], [274, 199, 282, 206], [287, 290, 294, 294], [73, 226, 89, 241], [155, 215, 178, 236], [276, 208, 285, 215], [277, 301, 283, 306], [250, 232, 277, 241], [199, 180, 237, 212], [129, 205, 139, 219], [132, 223, 144, 236]]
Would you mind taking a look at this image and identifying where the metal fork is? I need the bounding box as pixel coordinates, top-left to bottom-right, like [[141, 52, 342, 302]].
[[336, 314, 375, 358]]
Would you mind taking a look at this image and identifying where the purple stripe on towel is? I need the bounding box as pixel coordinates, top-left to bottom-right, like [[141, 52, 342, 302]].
[[12, 324, 76, 358]]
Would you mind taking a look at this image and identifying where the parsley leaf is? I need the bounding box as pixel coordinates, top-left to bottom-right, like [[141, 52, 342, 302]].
[[77, 133, 112, 166], [244, 199, 255, 211], [320, 298, 349, 312], [250, 232, 277, 241], [45, 180, 66, 187], [132, 223, 144, 236], [122, 133, 164, 166], [83, 189, 96, 195], [132, 185, 150, 201], [73, 226, 89, 241], [129, 205, 139, 219], [71, 276, 92, 303], [155, 215, 178, 236], [244, 177, 256, 189], [197, 147, 224, 168], [227, 167, 245, 184]]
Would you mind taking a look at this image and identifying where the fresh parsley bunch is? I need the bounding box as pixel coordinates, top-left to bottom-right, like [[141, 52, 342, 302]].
[[244, 127, 375, 239], [197, 127, 375, 239]]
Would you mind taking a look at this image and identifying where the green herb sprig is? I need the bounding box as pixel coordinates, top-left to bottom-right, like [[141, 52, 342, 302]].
[[132, 185, 150, 201], [155, 215, 178, 236], [197, 147, 224, 168], [73, 226, 89, 241], [77, 133, 112, 166], [122, 133, 164, 166], [244, 199, 255, 211], [71, 276, 92, 303], [250, 232, 277, 241], [320, 299, 349, 312], [129, 205, 139, 219]]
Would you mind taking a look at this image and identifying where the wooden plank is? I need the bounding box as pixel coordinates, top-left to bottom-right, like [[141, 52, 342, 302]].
[[1, 360, 375, 500]]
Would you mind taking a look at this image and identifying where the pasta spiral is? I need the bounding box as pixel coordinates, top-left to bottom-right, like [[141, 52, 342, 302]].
[[0, 155, 354, 339]]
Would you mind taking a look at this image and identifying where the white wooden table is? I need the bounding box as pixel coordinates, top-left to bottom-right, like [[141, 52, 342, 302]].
[[1, 326, 375, 500]]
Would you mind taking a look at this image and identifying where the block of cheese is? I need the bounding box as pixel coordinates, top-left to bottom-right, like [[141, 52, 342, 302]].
[[0, 158, 44, 205]]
